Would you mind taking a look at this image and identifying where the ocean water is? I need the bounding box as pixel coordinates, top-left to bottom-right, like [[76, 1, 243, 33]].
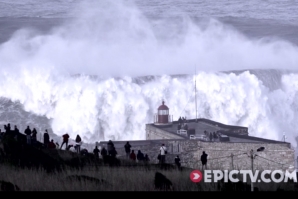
[[0, 0, 298, 149]]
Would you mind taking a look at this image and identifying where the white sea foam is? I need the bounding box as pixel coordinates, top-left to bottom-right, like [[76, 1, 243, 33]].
[[0, 0, 298, 147]]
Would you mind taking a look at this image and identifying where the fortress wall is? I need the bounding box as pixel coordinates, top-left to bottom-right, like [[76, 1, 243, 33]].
[[101, 139, 295, 172]]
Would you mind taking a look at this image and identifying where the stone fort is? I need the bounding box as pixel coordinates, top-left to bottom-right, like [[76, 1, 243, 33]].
[[99, 101, 295, 172]]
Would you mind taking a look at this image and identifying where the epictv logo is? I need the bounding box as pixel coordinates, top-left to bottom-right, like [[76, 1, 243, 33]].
[[190, 169, 297, 183]]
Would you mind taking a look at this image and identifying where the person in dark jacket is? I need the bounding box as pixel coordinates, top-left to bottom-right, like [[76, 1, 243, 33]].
[[101, 146, 107, 156], [144, 154, 150, 162], [24, 126, 32, 145], [201, 151, 208, 170], [13, 125, 20, 141], [137, 150, 144, 162], [60, 133, 69, 150], [175, 155, 181, 170], [109, 146, 118, 166], [93, 146, 100, 159], [14, 125, 19, 134], [107, 140, 114, 155], [31, 128, 37, 145], [124, 141, 131, 158], [101, 146, 108, 163], [110, 147, 117, 158], [6, 123, 11, 133]]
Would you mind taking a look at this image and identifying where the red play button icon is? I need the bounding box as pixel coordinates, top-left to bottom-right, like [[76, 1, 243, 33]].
[[190, 170, 203, 183]]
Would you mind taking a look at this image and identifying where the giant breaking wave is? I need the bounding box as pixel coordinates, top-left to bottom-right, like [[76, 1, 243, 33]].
[[0, 0, 298, 147]]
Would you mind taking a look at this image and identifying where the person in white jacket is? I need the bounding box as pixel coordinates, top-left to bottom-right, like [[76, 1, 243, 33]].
[[160, 144, 167, 168]]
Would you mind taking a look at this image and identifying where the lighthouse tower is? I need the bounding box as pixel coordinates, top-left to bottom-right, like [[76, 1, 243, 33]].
[[154, 100, 172, 126]]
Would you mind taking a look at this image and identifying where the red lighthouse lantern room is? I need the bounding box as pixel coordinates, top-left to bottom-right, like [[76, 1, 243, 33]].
[[154, 100, 172, 125]]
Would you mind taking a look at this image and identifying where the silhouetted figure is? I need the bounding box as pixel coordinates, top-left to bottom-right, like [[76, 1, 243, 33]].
[[7, 123, 11, 133], [14, 125, 19, 134], [93, 146, 100, 159], [107, 140, 114, 155], [48, 139, 56, 149], [109, 146, 117, 166], [144, 154, 150, 162], [101, 147, 108, 163], [201, 151, 208, 170], [43, 129, 50, 148], [75, 134, 82, 154], [175, 155, 181, 170], [209, 133, 213, 142], [137, 150, 144, 162], [3, 125, 7, 133], [14, 125, 19, 141], [60, 133, 69, 150], [24, 126, 32, 145], [111, 147, 117, 157], [130, 150, 136, 161], [124, 141, 131, 158], [31, 128, 37, 145]]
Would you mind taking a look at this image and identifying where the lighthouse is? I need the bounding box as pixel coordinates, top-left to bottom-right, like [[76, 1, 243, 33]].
[[154, 100, 172, 125]]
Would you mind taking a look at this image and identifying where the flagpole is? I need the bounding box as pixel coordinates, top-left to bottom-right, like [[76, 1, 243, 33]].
[[195, 65, 197, 122]]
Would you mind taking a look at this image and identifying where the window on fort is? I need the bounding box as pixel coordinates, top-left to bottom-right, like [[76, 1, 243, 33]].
[[172, 143, 180, 154]]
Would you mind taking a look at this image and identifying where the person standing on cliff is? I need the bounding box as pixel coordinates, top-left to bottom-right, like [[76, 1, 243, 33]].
[[43, 129, 50, 148], [107, 140, 114, 155], [124, 141, 131, 159], [201, 151, 208, 170], [93, 145, 100, 159], [75, 134, 82, 154], [60, 133, 69, 150], [31, 128, 38, 146], [160, 144, 167, 169], [24, 126, 32, 145], [175, 155, 181, 170]]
